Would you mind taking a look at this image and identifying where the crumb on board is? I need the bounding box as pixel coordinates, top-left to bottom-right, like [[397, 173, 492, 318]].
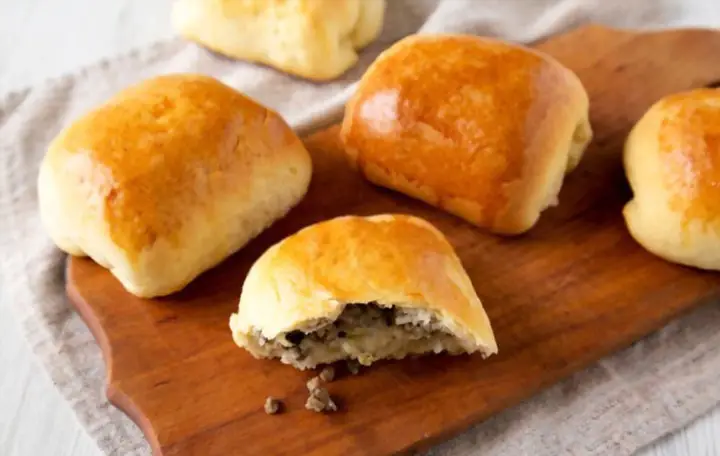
[[264, 397, 282, 415], [347, 359, 361, 375], [319, 366, 335, 382], [305, 375, 338, 413], [306, 376, 321, 392], [305, 386, 338, 413]]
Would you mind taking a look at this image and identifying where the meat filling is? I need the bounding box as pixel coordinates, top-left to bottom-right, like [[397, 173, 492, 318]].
[[245, 304, 466, 370]]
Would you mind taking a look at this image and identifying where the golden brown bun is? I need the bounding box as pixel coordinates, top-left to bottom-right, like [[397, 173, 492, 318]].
[[623, 88, 720, 270], [38, 74, 312, 297], [340, 34, 592, 235], [230, 214, 497, 359], [171, 0, 386, 81]]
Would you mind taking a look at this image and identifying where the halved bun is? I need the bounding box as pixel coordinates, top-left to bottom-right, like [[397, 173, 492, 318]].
[[229, 214, 497, 370]]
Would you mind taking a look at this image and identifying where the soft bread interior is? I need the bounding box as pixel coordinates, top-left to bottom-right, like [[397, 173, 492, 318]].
[[235, 303, 470, 370]]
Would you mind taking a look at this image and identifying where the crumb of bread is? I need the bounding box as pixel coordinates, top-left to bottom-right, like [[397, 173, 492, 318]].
[[305, 386, 337, 413], [264, 397, 282, 415], [306, 376, 321, 392], [319, 366, 335, 382], [305, 376, 338, 413]]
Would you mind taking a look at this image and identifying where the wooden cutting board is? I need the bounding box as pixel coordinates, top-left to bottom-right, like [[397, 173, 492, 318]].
[[67, 24, 720, 456]]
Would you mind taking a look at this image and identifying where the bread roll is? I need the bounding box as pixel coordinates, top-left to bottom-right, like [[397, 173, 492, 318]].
[[340, 34, 592, 235], [171, 0, 386, 81], [38, 74, 312, 298], [623, 88, 720, 271], [230, 214, 497, 370]]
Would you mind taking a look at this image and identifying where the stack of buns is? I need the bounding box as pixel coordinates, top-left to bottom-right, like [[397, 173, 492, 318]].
[[38, 17, 719, 372]]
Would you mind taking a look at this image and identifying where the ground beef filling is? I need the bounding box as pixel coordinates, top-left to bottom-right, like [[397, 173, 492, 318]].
[[252, 304, 464, 368]]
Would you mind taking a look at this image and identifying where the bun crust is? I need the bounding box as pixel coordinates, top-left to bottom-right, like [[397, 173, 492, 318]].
[[340, 34, 592, 235], [230, 214, 497, 354], [38, 74, 312, 297], [623, 88, 720, 270], [172, 0, 386, 81]]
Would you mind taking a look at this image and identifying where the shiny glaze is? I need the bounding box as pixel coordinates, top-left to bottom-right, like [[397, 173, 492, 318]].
[[48, 74, 298, 258], [342, 34, 581, 231], [658, 88, 720, 225]]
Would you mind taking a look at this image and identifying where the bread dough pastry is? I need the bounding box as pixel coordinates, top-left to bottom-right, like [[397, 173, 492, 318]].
[[38, 74, 312, 298], [171, 0, 386, 81], [230, 214, 498, 370], [624, 88, 720, 271], [341, 34, 592, 235]]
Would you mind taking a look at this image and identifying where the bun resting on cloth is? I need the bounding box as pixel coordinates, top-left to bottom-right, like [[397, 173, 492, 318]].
[[171, 0, 386, 81], [340, 34, 593, 235], [623, 88, 720, 271], [37, 73, 312, 298], [229, 214, 498, 370]]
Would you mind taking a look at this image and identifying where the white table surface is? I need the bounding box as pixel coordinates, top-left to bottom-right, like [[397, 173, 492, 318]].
[[1, 1, 719, 455]]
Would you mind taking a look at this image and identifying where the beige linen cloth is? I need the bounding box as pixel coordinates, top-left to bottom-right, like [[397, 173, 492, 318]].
[[2, 1, 720, 455]]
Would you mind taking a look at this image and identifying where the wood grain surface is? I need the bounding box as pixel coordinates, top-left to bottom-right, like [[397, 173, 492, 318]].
[[67, 24, 720, 456]]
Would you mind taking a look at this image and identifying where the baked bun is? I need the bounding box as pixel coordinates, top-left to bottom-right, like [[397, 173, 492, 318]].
[[229, 214, 497, 370], [38, 73, 312, 298], [171, 0, 386, 81], [624, 88, 720, 271], [340, 34, 592, 235]]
